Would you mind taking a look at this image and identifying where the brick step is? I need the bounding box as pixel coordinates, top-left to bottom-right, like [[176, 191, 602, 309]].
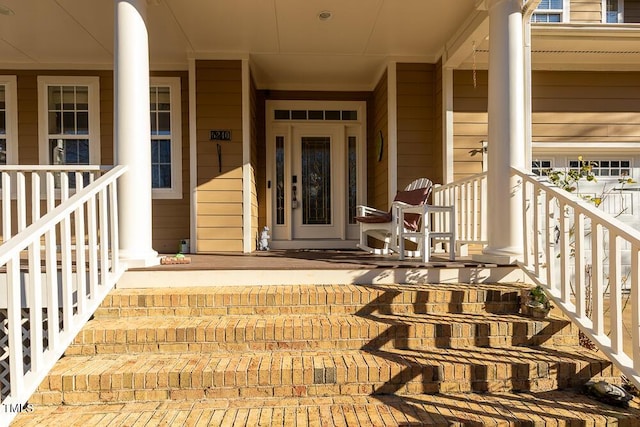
[[67, 312, 579, 356], [95, 283, 526, 317], [32, 346, 618, 406], [14, 392, 640, 427]]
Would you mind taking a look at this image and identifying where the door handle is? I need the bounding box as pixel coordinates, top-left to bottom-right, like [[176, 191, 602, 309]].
[[292, 185, 299, 209]]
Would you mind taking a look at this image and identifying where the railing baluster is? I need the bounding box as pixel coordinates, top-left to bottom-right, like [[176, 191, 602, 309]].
[[46, 172, 56, 213], [28, 241, 44, 372], [60, 206, 73, 332], [74, 173, 87, 316], [99, 188, 109, 286], [7, 254, 24, 398], [16, 171, 26, 232], [2, 171, 11, 241], [522, 181, 531, 268], [45, 226, 60, 354], [545, 194, 555, 290], [559, 201, 570, 304], [592, 222, 604, 337], [609, 231, 622, 355], [533, 187, 541, 277], [87, 192, 99, 299], [31, 172, 41, 224], [481, 175, 487, 241], [574, 210, 586, 319], [632, 245, 640, 372], [109, 181, 120, 275]]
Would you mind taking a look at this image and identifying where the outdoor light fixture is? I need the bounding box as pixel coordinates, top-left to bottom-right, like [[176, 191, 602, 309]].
[[318, 10, 332, 21], [0, 4, 14, 16]]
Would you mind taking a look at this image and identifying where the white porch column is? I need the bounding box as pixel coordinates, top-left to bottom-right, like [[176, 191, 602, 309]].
[[114, 0, 158, 267], [474, 0, 525, 264]]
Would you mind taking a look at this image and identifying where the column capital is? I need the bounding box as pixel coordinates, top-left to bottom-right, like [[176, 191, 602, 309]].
[[485, 0, 522, 11]]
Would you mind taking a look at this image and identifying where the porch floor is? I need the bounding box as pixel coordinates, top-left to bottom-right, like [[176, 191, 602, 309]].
[[143, 250, 487, 271], [119, 250, 526, 288]]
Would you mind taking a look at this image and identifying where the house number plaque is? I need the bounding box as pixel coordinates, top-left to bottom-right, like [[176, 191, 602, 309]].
[[210, 130, 232, 141]]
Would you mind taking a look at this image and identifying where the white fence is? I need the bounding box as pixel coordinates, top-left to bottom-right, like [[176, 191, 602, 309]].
[[0, 165, 126, 426]]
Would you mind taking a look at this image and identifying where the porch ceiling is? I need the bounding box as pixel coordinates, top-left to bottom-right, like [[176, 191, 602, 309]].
[[0, 0, 477, 90]]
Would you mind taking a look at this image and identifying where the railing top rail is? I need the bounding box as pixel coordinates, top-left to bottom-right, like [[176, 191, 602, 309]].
[[0, 165, 127, 266], [0, 165, 108, 172], [434, 172, 487, 191], [512, 165, 640, 245]]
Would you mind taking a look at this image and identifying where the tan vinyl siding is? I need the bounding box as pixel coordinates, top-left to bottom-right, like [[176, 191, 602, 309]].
[[368, 70, 389, 211], [452, 70, 486, 180], [452, 70, 640, 179], [570, 0, 603, 23], [532, 71, 640, 144], [396, 63, 439, 190], [195, 60, 244, 253]]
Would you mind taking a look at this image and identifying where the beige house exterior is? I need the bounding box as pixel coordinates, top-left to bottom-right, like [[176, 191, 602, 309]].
[[1, 0, 639, 256]]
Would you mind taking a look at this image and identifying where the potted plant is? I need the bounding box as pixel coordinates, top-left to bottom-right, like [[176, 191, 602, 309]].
[[525, 286, 552, 318]]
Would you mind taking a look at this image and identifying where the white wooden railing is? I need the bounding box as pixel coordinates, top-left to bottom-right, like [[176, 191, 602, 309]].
[[1, 165, 110, 244], [514, 166, 640, 388], [432, 172, 488, 252], [0, 165, 126, 426]]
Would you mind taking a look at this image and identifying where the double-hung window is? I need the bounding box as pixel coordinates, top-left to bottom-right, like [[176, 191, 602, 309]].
[[604, 0, 624, 23], [38, 76, 100, 187], [0, 76, 18, 166], [150, 77, 182, 199], [532, 0, 567, 23]]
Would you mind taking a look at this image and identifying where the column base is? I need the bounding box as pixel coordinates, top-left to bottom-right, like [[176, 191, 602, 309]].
[[119, 249, 160, 269], [472, 253, 520, 265], [472, 247, 522, 265]]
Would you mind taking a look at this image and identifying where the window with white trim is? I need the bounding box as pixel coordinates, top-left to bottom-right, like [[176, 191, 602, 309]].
[[150, 77, 182, 199], [0, 76, 18, 166], [37, 76, 100, 187], [604, 0, 624, 23], [568, 159, 632, 177], [532, 159, 553, 176], [532, 0, 567, 23]]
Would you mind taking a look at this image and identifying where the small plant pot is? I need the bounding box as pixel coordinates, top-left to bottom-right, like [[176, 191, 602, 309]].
[[530, 307, 550, 319]]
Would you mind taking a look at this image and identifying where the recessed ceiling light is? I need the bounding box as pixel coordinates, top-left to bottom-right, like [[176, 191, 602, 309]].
[[0, 4, 15, 16], [318, 10, 332, 21]]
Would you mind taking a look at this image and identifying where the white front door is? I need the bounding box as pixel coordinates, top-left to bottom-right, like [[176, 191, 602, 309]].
[[266, 101, 366, 249], [292, 125, 343, 239]]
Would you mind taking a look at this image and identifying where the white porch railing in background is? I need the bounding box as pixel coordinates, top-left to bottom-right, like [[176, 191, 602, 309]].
[[514, 166, 640, 389], [0, 165, 126, 426], [432, 172, 488, 253], [1, 166, 110, 244]]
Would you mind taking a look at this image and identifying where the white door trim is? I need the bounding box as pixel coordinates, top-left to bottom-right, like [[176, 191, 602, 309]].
[[265, 100, 366, 249]]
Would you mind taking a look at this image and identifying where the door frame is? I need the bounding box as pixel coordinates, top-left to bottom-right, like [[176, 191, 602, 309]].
[[265, 100, 367, 249]]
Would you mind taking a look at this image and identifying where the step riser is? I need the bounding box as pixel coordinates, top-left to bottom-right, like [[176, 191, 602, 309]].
[[66, 321, 580, 355], [32, 357, 618, 405], [96, 286, 524, 317], [67, 334, 579, 356], [94, 302, 522, 318]]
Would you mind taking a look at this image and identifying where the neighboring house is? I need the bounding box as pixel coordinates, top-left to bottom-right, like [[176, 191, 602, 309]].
[[0, 0, 639, 260]]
